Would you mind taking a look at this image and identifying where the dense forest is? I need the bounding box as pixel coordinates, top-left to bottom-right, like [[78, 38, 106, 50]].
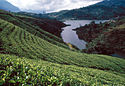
[[75, 17, 125, 57], [47, 0, 125, 20]]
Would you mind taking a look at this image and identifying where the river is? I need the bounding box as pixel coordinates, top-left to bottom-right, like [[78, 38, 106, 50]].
[[61, 20, 107, 50]]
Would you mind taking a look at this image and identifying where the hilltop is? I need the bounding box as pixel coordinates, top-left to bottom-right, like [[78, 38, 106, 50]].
[[47, 0, 125, 20]]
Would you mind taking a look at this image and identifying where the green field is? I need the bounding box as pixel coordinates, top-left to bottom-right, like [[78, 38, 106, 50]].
[[0, 10, 68, 49], [0, 10, 125, 86]]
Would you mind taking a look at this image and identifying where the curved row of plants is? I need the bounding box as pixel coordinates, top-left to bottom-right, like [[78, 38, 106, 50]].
[[0, 19, 125, 73], [0, 54, 83, 86]]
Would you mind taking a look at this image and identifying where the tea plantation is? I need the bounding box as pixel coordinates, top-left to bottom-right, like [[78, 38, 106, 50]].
[[0, 11, 125, 86]]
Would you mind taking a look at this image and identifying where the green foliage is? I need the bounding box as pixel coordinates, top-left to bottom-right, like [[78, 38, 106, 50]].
[[0, 55, 85, 86], [0, 10, 69, 49], [0, 10, 125, 86], [75, 21, 111, 42], [0, 54, 125, 86], [0, 18, 125, 74], [75, 17, 125, 55], [47, 0, 125, 20]]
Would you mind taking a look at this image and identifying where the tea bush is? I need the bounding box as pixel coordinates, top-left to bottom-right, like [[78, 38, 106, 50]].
[[0, 56, 84, 86]]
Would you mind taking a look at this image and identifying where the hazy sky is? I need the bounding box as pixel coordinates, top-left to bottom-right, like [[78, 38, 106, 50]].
[[7, 0, 103, 13]]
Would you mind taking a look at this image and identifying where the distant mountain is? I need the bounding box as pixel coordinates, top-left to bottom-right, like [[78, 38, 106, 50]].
[[0, 0, 20, 12], [47, 0, 125, 20]]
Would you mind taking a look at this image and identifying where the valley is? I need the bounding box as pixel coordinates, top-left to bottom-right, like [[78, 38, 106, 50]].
[[61, 20, 107, 50], [0, 9, 125, 86], [0, 0, 125, 85]]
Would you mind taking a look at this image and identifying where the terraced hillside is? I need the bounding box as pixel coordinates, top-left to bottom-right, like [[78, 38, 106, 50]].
[[0, 9, 125, 85], [1, 54, 125, 86], [16, 14, 66, 37], [0, 18, 125, 85], [0, 10, 68, 49]]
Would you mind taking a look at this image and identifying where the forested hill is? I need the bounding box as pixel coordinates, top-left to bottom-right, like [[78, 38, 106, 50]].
[[47, 0, 125, 20], [75, 17, 125, 57]]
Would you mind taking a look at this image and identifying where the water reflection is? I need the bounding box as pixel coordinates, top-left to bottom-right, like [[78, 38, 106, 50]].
[[61, 20, 106, 50]]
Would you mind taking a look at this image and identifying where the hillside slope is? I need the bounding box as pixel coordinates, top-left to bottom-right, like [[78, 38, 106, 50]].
[[0, 18, 125, 73], [47, 0, 125, 20], [1, 54, 125, 85], [16, 15, 66, 37], [0, 10, 68, 49], [0, 10, 125, 85], [75, 17, 125, 57]]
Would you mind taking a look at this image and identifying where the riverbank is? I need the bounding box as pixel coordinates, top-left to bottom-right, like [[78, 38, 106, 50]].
[[112, 51, 125, 59], [74, 17, 125, 58], [61, 20, 106, 50]]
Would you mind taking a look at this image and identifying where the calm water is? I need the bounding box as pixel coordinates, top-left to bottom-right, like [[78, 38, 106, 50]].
[[61, 20, 106, 50]]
